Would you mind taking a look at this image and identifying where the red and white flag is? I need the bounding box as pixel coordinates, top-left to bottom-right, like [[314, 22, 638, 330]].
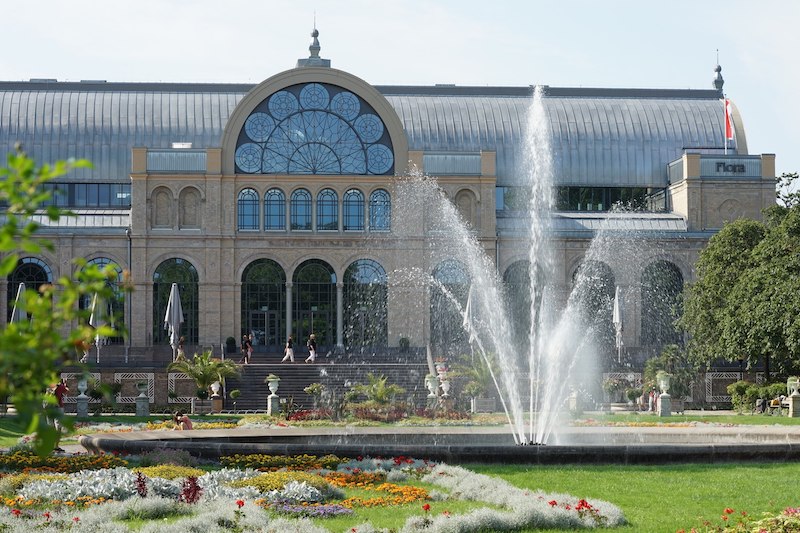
[[724, 98, 734, 140]]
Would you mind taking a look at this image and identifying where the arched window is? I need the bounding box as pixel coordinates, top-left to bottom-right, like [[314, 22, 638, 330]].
[[369, 189, 391, 231], [235, 82, 394, 175], [237, 188, 259, 230], [317, 188, 338, 231], [430, 259, 470, 357], [293, 260, 336, 351], [7, 258, 52, 322], [153, 259, 199, 344], [343, 189, 364, 231], [242, 259, 286, 352], [80, 258, 125, 345], [264, 188, 285, 230], [290, 189, 312, 231], [343, 259, 388, 350], [641, 260, 684, 347]]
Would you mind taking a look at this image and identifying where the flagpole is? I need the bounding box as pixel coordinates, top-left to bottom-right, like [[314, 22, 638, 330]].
[[723, 96, 727, 155]]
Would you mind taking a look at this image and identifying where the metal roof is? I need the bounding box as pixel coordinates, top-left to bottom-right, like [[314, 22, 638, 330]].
[[498, 211, 689, 236], [0, 79, 733, 187]]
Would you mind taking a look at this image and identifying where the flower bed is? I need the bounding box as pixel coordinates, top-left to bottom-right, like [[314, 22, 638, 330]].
[[0, 451, 626, 531]]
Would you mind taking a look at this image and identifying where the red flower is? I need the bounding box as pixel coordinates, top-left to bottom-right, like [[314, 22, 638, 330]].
[[236, 499, 245, 508], [721, 515, 728, 521], [422, 503, 431, 512], [724, 507, 735, 515], [43, 511, 51, 521], [356, 456, 363, 461], [73, 517, 80, 523], [548, 500, 558, 507], [11, 509, 21, 517]]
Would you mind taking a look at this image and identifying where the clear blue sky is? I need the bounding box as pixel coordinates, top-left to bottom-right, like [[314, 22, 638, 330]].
[[3, 0, 798, 180]]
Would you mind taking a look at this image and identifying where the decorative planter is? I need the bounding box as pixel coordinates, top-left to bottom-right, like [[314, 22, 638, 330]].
[[425, 375, 439, 398], [267, 379, 280, 397]]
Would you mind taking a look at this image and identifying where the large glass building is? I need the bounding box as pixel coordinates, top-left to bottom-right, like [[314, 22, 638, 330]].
[[0, 31, 776, 368]]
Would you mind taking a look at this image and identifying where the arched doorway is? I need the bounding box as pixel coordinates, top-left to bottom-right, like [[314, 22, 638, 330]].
[[573, 260, 616, 366], [241, 259, 286, 352], [430, 259, 470, 358], [80, 258, 125, 345], [504, 260, 533, 354], [153, 259, 199, 345], [343, 259, 388, 351], [641, 260, 684, 349], [6, 257, 52, 322], [292, 259, 336, 352]]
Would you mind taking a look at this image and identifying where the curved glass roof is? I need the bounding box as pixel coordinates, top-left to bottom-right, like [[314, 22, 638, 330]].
[[0, 80, 734, 188]]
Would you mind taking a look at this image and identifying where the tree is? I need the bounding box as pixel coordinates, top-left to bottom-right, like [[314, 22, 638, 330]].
[[721, 207, 800, 377], [167, 350, 240, 400], [0, 147, 122, 454], [776, 172, 800, 209], [679, 218, 765, 368], [681, 198, 800, 379]]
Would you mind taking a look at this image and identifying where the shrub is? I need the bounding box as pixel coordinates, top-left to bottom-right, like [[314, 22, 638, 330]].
[[0, 472, 67, 496], [228, 471, 330, 494], [220, 454, 343, 471], [0, 450, 127, 472], [138, 448, 198, 467], [727, 380, 752, 412], [134, 465, 205, 480]]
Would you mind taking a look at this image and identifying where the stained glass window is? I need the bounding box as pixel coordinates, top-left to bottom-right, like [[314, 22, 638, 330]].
[[235, 83, 394, 175]]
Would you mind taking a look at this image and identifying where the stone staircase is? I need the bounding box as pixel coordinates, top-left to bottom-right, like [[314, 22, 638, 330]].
[[221, 353, 432, 413]]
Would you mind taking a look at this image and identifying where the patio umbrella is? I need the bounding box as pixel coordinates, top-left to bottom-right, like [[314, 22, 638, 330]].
[[89, 292, 111, 364], [9, 282, 26, 324], [612, 286, 624, 363], [164, 283, 184, 362]]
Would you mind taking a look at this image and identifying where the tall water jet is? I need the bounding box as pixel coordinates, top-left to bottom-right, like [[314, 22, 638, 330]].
[[525, 85, 556, 444]]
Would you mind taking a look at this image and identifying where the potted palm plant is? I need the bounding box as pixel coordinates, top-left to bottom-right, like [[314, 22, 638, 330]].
[[168, 350, 240, 414]]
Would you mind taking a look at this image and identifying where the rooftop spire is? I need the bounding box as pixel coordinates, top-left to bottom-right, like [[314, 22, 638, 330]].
[[296, 24, 331, 68]]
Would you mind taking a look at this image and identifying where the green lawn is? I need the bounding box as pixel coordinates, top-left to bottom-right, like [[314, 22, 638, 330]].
[[580, 411, 800, 425], [469, 462, 800, 533]]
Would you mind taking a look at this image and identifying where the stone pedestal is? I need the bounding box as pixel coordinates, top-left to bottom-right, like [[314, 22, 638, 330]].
[[76, 394, 89, 418], [658, 392, 671, 417], [211, 396, 223, 413], [135, 393, 150, 417], [266, 394, 280, 415], [788, 391, 800, 417]]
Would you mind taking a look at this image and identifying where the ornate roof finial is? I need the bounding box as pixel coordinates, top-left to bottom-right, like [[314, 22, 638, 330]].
[[296, 23, 331, 68], [712, 51, 724, 92]]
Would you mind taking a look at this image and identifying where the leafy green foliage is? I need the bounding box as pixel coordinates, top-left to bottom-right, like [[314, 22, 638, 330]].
[[643, 344, 696, 399], [0, 148, 124, 455], [348, 373, 405, 405], [167, 350, 240, 397], [682, 198, 800, 379]]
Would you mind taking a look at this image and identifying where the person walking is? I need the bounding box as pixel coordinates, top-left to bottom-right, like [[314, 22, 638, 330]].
[[240, 334, 252, 364], [52, 378, 69, 452], [305, 333, 317, 363], [281, 335, 295, 362]]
